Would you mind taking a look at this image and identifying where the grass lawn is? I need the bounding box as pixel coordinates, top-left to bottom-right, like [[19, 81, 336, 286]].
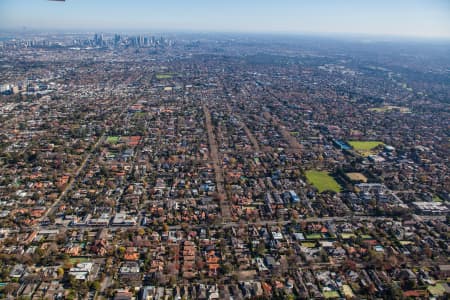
[[305, 170, 342, 193], [341, 233, 357, 239], [346, 172, 368, 183], [156, 73, 174, 79], [369, 107, 389, 112], [428, 283, 446, 297], [106, 136, 120, 144], [301, 242, 317, 248], [348, 141, 384, 151], [69, 257, 90, 264], [348, 140, 384, 156], [342, 285, 355, 298], [433, 195, 443, 202], [323, 291, 340, 299], [306, 233, 323, 240], [399, 241, 413, 246], [368, 106, 410, 113]]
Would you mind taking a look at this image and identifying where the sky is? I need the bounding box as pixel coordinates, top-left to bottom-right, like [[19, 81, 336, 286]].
[[0, 0, 449, 38]]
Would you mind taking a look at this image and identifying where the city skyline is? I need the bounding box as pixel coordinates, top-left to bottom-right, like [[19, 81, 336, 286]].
[[1, 0, 450, 39]]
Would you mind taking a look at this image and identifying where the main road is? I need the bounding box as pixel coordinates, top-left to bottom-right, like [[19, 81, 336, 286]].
[[35, 133, 106, 227], [203, 104, 231, 222], [33, 215, 394, 233]]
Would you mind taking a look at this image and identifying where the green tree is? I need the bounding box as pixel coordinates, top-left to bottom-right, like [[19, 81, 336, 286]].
[[385, 283, 404, 299], [57, 267, 64, 278], [256, 242, 266, 256], [89, 280, 101, 291], [117, 246, 126, 257]]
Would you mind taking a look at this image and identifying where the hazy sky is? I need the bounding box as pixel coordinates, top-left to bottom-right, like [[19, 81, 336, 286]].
[[1, 0, 449, 38]]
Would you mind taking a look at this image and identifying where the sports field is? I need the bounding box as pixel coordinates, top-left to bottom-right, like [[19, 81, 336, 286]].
[[348, 141, 383, 151], [301, 242, 317, 248], [306, 233, 322, 240], [323, 291, 340, 299], [156, 73, 174, 79], [106, 136, 120, 143], [368, 105, 410, 113], [340, 233, 357, 239], [305, 170, 342, 193], [69, 257, 91, 264]]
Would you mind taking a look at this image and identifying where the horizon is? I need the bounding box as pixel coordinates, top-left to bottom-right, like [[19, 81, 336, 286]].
[[1, 0, 450, 39], [2, 28, 450, 45]]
